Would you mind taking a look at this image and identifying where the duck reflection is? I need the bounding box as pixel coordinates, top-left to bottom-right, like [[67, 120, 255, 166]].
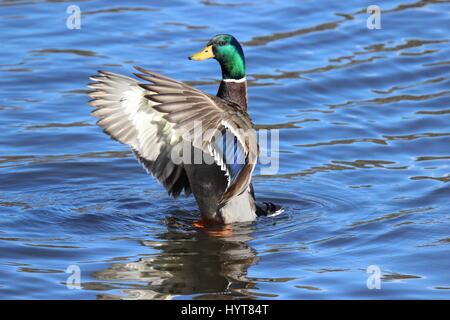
[[92, 212, 259, 299]]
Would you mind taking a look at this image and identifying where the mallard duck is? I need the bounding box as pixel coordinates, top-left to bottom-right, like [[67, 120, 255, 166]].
[[88, 34, 281, 224]]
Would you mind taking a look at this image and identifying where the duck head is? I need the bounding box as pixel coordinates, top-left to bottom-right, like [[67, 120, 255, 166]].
[[189, 34, 246, 80]]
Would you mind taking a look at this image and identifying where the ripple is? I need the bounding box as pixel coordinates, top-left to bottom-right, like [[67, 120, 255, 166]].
[[201, 0, 256, 8], [24, 121, 92, 130], [255, 119, 319, 130], [384, 132, 450, 142], [410, 175, 450, 183], [424, 60, 450, 67], [31, 49, 97, 57], [18, 267, 63, 274], [416, 109, 450, 115], [400, 49, 439, 57], [382, 273, 422, 281], [295, 285, 322, 291], [251, 55, 384, 81], [297, 138, 387, 148], [350, 207, 434, 227], [163, 22, 208, 30], [84, 7, 158, 15], [245, 21, 341, 47], [416, 156, 450, 162], [328, 90, 450, 108], [0, 151, 131, 168], [371, 77, 446, 95], [358, 39, 448, 55]]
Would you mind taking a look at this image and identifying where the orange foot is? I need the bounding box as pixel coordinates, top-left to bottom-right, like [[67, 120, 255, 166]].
[[192, 220, 233, 237], [192, 220, 207, 229]]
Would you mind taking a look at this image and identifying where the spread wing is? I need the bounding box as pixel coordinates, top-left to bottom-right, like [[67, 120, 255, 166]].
[[134, 66, 258, 205], [88, 70, 191, 198]]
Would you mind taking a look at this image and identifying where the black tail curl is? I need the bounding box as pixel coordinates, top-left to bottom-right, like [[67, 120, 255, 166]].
[[256, 202, 283, 217]]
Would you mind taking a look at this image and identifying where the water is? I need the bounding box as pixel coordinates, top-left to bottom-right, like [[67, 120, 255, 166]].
[[1, 0, 449, 299]]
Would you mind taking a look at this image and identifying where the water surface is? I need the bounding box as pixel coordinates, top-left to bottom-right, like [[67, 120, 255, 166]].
[[0, 0, 450, 299]]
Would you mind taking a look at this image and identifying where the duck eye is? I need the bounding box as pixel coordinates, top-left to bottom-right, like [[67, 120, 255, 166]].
[[218, 41, 226, 46]]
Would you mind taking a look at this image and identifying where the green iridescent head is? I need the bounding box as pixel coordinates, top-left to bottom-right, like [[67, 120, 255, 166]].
[[189, 34, 246, 80]]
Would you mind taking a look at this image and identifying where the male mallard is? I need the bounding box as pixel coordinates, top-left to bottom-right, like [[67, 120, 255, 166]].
[[88, 34, 280, 224]]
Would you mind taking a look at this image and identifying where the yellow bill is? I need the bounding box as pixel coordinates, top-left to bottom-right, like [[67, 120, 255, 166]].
[[189, 45, 214, 60]]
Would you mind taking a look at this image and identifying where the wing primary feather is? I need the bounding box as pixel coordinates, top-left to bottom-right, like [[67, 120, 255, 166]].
[[89, 69, 191, 199]]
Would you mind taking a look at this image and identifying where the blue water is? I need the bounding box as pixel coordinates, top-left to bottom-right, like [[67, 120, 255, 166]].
[[1, 0, 450, 299]]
